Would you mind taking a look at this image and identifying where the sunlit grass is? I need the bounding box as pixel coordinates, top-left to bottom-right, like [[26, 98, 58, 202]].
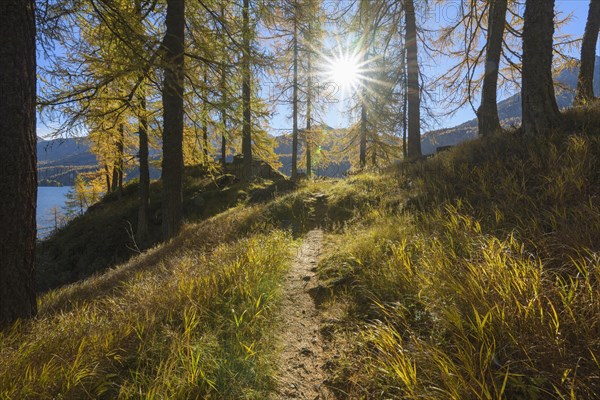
[[319, 131, 600, 399], [0, 227, 293, 399]]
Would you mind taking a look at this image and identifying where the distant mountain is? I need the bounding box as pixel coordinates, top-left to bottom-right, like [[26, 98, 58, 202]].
[[37, 126, 351, 186], [422, 57, 600, 154], [37, 137, 161, 186], [37, 138, 97, 186]]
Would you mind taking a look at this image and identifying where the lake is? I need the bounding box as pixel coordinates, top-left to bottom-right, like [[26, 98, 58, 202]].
[[37, 186, 72, 238]]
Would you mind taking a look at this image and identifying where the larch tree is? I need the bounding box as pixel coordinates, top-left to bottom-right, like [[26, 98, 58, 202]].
[[302, 0, 325, 177], [521, 0, 560, 135], [0, 0, 37, 326], [241, 0, 253, 178], [405, 0, 422, 157], [478, 0, 508, 135], [576, 0, 600, 104], [161, 0, 186, 239], [291, 0, 300, 179]]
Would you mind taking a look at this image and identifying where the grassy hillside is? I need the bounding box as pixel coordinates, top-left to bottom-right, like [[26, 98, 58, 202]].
[[3, 105, 599, 398], [318, 109, 600, 398], [36, 165, 299, 292]]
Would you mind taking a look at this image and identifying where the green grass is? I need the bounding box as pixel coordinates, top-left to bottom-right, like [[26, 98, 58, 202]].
[[319, 130, 600, 399], [3, 215, 294, 399], [2, 170, 386, 398], [7, 110, 600, 399], [36, 168, 296, 292]]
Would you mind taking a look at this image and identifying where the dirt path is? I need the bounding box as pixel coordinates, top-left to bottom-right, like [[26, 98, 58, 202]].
[[272, 229, 333, 400]]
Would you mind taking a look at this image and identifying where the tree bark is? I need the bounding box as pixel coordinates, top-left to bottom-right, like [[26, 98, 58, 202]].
[[402, 46, 408, 158], [104, 163, 111, 193], [202, 70, 209, 163], [161, 0, 185, 239], [477, 0, 508, 135], [220, 67, 228, 167], [137, 87, 150, 244], [306, 38, 313, 178], [241, 0, 253, 179], [135, 0, 149, 244], [117, 123, 124, 195], [0, 0, 37, 327], [111, 165, 119, 193], [359, 98, 367, 168], [405, 0, 422, 157], [576, 0, 600, 104], [291, 8, 299, 180], [522, 0, 560, 135]]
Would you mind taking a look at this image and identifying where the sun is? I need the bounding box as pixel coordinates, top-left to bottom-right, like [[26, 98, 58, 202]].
[[328, 53, 362, 89]]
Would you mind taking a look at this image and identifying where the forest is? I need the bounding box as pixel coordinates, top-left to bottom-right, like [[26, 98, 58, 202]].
[[1, 0, 600, 398]]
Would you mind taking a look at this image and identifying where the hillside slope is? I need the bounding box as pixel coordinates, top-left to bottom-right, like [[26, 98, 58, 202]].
[[3, 105, 599, 399]]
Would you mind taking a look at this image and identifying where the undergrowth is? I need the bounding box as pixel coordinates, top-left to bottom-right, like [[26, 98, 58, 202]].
[[1, 171, 385, 398], [1, 227, 292, 399], [320, 131, 600, 399]]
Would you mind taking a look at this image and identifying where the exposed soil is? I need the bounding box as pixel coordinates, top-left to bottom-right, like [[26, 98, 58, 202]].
[[271, 228, 333, 400]]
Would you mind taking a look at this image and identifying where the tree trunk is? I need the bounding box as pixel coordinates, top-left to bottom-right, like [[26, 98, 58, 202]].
[[291, 10, 299, 180], [220, 67, 227, 167], [135, 0, 149, 244], [477, 0, 507, 135], [522, 0, 560, 135], [405, 0, 422, 157], [402, 47, 408, 158], [576, 0, 600, 104], [359, 99, 367, 168], [137, 86, 150, 244], [241, 0, 253, 179], [220, 5, 228, 168], [306, 40, 313, 178], [202, 70, 209, 163], [0, 0, 37, 327], [117, 123, 124, 195], [105, 163, 111, 193], [111, 164, 119, 193], [161, 0, 185, 239]]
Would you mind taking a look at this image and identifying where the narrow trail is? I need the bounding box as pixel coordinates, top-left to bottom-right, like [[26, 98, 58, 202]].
[[272, 194, 333, 399]]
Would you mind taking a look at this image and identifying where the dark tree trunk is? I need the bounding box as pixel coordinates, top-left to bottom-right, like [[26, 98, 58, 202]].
[[306, 43, 313, 178], [161, 0, 185, 239], [202, 70, 209, 163], [117, 124, 124, 195], [0, 0, 37, 327], [104, 163, 111, 193], [477, 0, 507, 135], [220, 68, 227, 168], [241, 0, 253, 179], [576, 0, 600, 104], [111, 165, 119, 192], [135, 0, 149, 244], [405, 0, 422, 158], [137, 88, 150, 244], [291, 12, 299, 180], [402, 47, 408, 158], [522, 0, 560, 135], [359, 99, 367, 168], [220, 5, 228, 168]]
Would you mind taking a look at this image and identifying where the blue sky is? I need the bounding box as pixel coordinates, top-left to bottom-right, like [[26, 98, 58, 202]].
[[37, 0, 595, 138], [270, 0, 594, 134]]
